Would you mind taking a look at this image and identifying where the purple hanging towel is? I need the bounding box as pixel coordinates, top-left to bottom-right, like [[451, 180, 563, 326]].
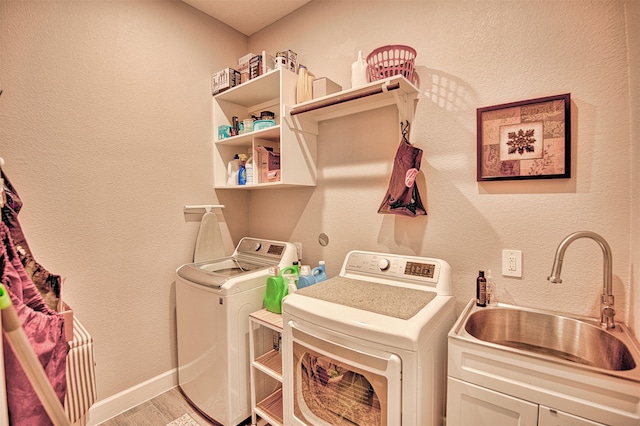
[[378, 130, 427, 217]]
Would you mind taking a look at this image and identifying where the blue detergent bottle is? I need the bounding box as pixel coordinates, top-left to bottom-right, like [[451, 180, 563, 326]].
[[311, 261, 327, 284], [296, 265, 316, 289], [264, 266, 287, 314], [237, 154, 247, 185]]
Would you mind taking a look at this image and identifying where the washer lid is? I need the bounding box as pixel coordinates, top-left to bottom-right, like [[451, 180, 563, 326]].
[[176, 256, 273, 288]]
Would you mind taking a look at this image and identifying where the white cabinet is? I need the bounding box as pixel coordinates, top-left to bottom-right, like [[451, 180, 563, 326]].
[[538, 405, 606, 426], [249, 309, 283, 426], [447, 377, 606, 426], [447, 377, 538, 426], [213, 68, 317, 189]]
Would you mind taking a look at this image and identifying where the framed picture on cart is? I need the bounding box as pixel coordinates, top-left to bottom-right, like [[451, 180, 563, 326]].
[[477, 93, 571, 181]]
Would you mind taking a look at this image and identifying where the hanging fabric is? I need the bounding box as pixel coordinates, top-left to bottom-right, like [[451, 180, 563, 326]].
[[0, 164, 69, 424], [377, 121, 427, 217], [1, 222, 69, 425], [1, 168, 62, 311]]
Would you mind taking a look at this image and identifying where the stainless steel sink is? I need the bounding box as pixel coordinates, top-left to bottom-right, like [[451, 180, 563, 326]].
[[451, 301, 640, 382]]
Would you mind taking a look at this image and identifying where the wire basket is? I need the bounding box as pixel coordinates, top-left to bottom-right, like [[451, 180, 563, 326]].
[[366, 45, 417, 85]]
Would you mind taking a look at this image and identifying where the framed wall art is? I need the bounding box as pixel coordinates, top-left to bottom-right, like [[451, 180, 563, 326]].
[[477, 93, 570, 181]]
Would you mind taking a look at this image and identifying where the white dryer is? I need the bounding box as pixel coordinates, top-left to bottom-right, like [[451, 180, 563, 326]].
[[176, 237, 298, 425], [282, 250, 455, 426]]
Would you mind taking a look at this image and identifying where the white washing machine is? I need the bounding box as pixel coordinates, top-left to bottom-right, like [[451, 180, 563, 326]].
[[176, 237, 298, 426], [282, 250, 455, 426]]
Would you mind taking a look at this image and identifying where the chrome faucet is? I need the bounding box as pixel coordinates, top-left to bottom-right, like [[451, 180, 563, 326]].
[[548, 231, 615, 329]]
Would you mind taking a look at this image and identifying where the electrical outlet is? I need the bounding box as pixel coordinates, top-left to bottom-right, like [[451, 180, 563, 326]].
[[502, 249, 522, 277], [294, 242, 302, 261]]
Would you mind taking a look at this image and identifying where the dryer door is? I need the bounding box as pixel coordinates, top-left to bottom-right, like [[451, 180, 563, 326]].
[[286, 320, 402, 426]]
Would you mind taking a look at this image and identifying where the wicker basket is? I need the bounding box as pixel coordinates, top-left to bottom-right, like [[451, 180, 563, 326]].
[[366, 45, 417, 85]]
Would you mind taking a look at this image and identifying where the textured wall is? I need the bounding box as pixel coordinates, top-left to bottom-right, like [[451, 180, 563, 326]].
[[0, 0, 247, 400]]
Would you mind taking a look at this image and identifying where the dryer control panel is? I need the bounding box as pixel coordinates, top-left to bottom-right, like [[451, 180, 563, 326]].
[[341, 251, 453, 294]]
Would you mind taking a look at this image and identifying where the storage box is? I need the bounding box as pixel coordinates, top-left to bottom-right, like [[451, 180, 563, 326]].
[[276, 49, 298, 73], [313, 77, 342, 98], [238, 52, 256, 84], [249, 51, 276, 80], [212, 68, 241, 95], [256, 146, 281, 183]]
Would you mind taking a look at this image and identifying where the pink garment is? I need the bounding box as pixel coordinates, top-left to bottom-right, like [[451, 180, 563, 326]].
[[1, 222, 69, 425], [1, 168, 62, 310]]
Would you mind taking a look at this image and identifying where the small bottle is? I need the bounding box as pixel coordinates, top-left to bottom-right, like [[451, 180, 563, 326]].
[[351, 50, 368, 88], [296, 65, 314, 103], [226, 154, 240, 186], [287, 275, 297, 294], [238, 154, 247, 185], [486, 269, 497, 306], [476, 270, 487, 307], [296, 65, 308, 103], [231, 116, 240, 136], [245, 157, 253, 184]]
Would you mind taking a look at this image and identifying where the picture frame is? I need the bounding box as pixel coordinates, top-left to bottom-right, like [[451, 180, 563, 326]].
[[477, 93, 570, 181]]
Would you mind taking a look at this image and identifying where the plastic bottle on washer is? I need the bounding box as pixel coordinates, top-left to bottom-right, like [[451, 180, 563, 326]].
[[311, 261, 327, 284], [297, 265, 316, 289], [264, 266, 287, 314]]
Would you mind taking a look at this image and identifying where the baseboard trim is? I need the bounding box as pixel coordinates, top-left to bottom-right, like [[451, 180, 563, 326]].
[[86, 368, 177, 425]]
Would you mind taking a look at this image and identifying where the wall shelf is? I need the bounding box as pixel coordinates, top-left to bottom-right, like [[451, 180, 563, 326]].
[[249, 309, 284, 426], [213, 68, 317, 190], [288, 75, 419, 124]]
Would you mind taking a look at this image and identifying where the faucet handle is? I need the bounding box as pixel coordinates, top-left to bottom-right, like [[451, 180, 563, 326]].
[[601, 294, 616, 329]]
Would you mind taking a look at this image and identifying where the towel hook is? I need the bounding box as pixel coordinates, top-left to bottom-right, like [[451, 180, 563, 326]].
[[183, 205, 225, 214]]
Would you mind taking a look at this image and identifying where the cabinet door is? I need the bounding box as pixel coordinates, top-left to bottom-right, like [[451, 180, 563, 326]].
[[447, 377, 538, 426], [539, 406, 606, 426]]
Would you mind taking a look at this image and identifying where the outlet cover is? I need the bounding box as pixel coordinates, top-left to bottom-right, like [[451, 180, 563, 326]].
[[502, 249, 522, 277]]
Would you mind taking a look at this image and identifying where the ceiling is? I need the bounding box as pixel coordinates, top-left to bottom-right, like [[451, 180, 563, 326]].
[[181, 0, 312, 36]]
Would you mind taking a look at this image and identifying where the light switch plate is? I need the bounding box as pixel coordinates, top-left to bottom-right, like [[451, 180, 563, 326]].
[[502, 249, 522, 277]]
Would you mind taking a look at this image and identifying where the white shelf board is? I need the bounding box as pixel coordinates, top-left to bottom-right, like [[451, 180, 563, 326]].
[[290, 75, 419, 122]]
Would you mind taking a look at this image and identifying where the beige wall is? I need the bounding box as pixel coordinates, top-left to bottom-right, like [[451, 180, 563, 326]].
[[1, 0, 638, 414], [0, 0, 248, 402]]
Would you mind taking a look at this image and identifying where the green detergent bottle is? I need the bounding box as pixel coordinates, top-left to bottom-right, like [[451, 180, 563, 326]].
[[264, 266, 287, 314]]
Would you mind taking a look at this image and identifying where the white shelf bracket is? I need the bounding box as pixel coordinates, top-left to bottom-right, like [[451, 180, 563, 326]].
[[392, 88, 417, 140]]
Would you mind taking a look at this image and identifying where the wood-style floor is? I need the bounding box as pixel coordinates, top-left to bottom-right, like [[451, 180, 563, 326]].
[[96, 387, 268, 426]]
